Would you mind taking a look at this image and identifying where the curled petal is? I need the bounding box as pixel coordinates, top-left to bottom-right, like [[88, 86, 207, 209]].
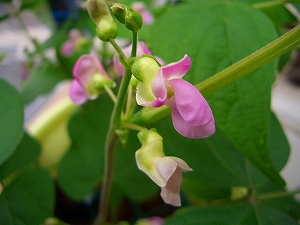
[[171, 79, 213, 126], [170, 103, 215, 138], [155, 157, 192, 206], [151, 69, 168, 107], [161, 54, 191, 80], [70, 80, 89, 105], [167, 79, 215, 138]]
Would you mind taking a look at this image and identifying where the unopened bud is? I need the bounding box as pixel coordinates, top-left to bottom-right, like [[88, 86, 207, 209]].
[[96, 15, 118, 41], [87, 0, 110, 24], [111, 3, 143, 32], [111, 3, 126, 24], [87, 0, 118, 41]]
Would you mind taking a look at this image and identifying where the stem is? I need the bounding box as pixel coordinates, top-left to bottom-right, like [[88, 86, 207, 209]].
[[256, 188, 300, 201], [109, 38, 130, 68], [94, 68, 133, 225], [131, 31, 138, 58], [196, 24, 300, 96], [104, 85, 117, 103], [130, 24, 300, 126]]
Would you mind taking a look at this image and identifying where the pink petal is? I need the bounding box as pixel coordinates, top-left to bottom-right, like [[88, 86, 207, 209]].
[[171, 105, 215, 138], [161, 54, 191, 80], [73, 52, 107, 86], [60, 42, 74, 56], [69, 80, 88, 105], [160, 166, 182, 206], [151, 69, 168, 107], [171, 79, 214, 126]]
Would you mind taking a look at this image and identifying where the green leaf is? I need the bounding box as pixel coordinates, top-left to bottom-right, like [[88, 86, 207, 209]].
[[58, 95, 158, 201], [149, 0, 284, 185], [0, 79, 24, 166], [0, 133, 40, 181], [0, 168, 54, 225], [163, 202, 299, 225], [21, 62, 69, 104]]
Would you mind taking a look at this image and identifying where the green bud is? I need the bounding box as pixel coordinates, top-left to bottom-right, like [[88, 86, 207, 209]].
[[111, 3, 143, 32], [87, 0, 110, 25], [125, 10, 143, 32], [111, 3, 126, 24], [87, 0, 118, 41], [96, 15, 118, 42]]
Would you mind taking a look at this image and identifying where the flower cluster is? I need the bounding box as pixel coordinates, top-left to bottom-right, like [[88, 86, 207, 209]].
[[68, 0, 215, 207]]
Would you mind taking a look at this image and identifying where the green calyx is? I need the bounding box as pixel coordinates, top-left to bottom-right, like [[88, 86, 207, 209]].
[[131, 55, 160, 82]]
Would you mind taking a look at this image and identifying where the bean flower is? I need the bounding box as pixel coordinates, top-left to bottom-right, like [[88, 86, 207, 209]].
[[132, 54, 215, 139], [135, 129, 192, 206], [70, 52, 114, 105]]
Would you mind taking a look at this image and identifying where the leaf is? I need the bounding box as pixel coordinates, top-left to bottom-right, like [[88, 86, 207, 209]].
[[0, 133, 40, 181], [163, 202, 299, 225], [149, 0, 284, 185], [58, 95, 158, 201], [0, 168, 54, 225], [0, 79, 24, 166], [21, 62, 69, 104], [153, 110, 290, 202], [0, 132, 54, 225]]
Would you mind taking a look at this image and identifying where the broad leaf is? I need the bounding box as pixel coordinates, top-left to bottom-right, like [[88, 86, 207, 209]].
[[0, 133, 40, 181], [149, 0, 284, 185], [0, 168, 54, 225], [0, 79, 24, 166]]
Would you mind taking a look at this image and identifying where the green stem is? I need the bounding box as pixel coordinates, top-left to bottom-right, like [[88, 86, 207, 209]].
[[256, 189, 300, 201], [131, 31, 138, 57], [109, 38, 130, 68], [130, 24, 300, 126], [94, 67, 133, 225], [196, 24, 300, 96]]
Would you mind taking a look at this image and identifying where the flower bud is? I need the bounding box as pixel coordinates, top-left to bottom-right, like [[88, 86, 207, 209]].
[[87, 0, 118, 42], [111, 3, 126, 24], [96, 15, 118, 42], [111, 3, 143, 32], [87, 0, 110, 24]]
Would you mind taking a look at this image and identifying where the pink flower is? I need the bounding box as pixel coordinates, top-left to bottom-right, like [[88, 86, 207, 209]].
[[70, 52, 114, 105], [131, 2, 154, 25], [135, 129, 192, 206], [61, 29, 81, 56], [134, 54, 215, 139]]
